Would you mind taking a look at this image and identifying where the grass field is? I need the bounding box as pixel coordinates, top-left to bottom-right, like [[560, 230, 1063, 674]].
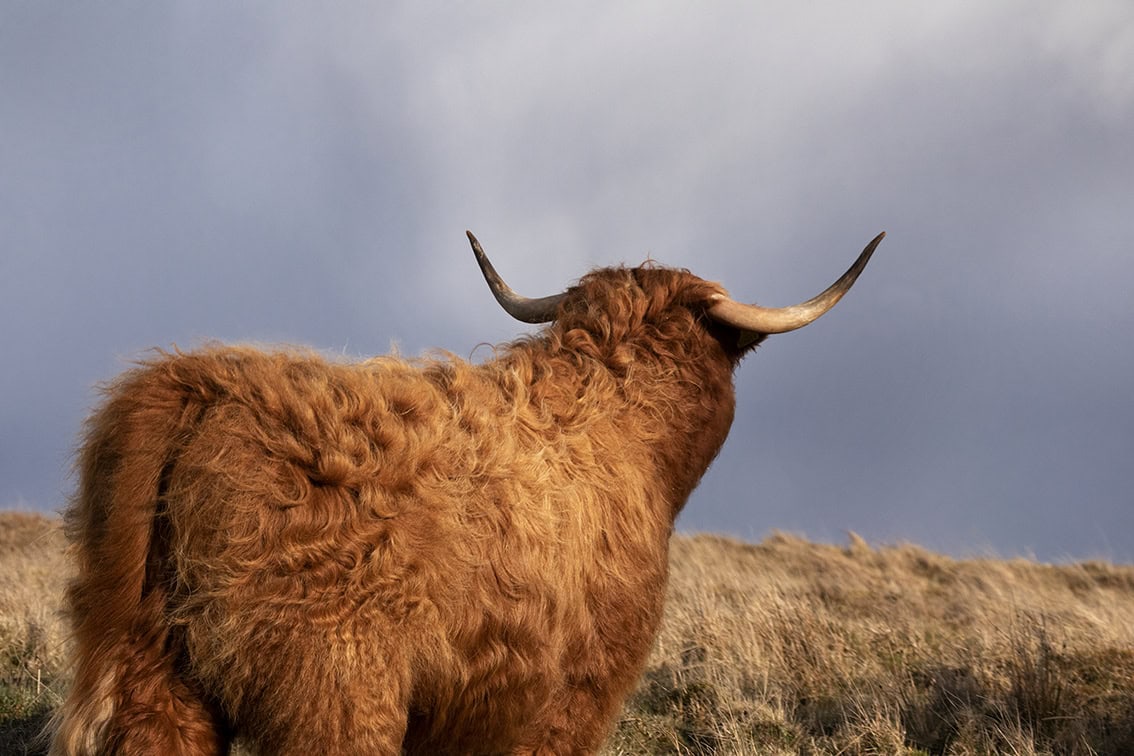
[[3, 510, 1132, 755]]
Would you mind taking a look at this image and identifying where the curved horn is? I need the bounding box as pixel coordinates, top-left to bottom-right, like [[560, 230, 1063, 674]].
[[468, 231, 566, 324], [706, 232, 885, 335]]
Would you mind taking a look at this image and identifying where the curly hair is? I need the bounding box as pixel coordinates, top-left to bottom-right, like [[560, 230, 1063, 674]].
[[52, 264, 757, 755]]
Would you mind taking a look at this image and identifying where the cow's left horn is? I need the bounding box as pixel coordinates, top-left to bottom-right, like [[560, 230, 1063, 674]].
[[707, 232, 885, 335], [468, 231, 566, 323]]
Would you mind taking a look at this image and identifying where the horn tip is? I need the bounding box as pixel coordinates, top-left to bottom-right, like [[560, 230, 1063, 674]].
[[862, 231, 886, 257], [466, 230, 487, 259]]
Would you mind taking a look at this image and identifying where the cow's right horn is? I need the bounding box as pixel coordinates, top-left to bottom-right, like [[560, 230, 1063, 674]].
[[706, 232, 885, 335]]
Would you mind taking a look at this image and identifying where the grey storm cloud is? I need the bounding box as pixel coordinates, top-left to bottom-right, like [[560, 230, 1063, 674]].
[[2, 2, 1132, 561]]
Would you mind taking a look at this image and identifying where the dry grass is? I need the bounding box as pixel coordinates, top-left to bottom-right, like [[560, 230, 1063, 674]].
[[604, 533, 1134, 755], [0, 512, 69, 754], [2, 512, 1133, 754]]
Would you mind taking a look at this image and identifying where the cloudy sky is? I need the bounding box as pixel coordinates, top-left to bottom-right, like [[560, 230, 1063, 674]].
[[3, 3, 1132, 562]]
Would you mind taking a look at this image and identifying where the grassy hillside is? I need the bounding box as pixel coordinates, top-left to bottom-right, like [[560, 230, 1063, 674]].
[[608, 533, 1134, 755], [2, 511, 1133, 755], [0, 512, 67, 754]]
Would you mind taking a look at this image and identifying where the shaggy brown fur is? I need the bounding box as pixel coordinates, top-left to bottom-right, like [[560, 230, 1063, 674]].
[[52, 264, 768, 754]]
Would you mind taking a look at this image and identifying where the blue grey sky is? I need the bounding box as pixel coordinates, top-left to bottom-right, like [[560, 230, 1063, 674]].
[[3, 3, 1132, 562]]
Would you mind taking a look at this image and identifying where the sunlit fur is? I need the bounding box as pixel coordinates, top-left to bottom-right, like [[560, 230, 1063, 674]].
[[51, 264, 764, 755]]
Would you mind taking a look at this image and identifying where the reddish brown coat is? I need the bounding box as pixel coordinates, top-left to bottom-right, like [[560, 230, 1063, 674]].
[[52, 265, 760, 754]]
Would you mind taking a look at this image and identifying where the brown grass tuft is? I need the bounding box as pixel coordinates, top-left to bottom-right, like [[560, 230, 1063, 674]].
[[0, 512, 69, 754], [605, 533, 1134, 755]]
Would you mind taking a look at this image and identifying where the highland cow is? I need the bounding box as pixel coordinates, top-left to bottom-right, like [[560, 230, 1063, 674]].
[[52, 230, 884, 755]]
